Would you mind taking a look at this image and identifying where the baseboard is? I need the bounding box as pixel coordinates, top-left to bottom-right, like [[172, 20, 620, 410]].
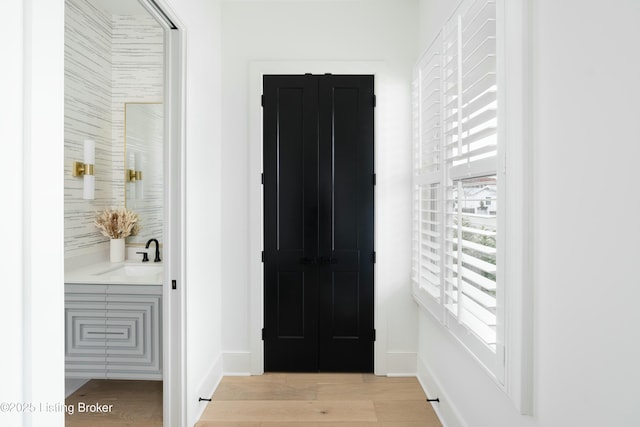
[[417, 356, 467, 427], [65, 378, 90, 398], [222, 351, 252, 375], [220, 351, 416, 376], [385, 351, 417, 376], [190, 354, 223, 427]]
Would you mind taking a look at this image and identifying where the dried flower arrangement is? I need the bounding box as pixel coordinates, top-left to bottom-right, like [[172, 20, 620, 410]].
[[94, 207, 141, 239]]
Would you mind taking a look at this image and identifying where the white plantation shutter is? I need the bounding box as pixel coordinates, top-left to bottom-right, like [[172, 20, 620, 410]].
[[412, 63, 421, 297], [413, 0, 503, 375], [444, 0, 497, 180], [420, 184, 441, 298], [444, 176, 497, 350], [412, 33, 444, 318], [418, 39, 442, 178], [444, 0, 498, 353]]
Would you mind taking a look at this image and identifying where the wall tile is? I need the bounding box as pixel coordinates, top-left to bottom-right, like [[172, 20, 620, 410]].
[[65, 0, 163, 258]]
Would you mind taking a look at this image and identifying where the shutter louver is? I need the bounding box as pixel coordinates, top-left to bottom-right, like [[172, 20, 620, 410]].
[[412, 33, 444, 318], [412, 68, 421, 293], [420, 184, 441, 299], [420, 46, 442, 178]]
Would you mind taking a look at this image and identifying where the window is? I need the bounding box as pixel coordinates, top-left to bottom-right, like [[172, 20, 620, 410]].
[[412, 0, 505, 381]]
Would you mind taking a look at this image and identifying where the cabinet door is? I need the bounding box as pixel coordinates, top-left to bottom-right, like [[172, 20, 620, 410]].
[[106, 285, 162, 379], [65, 284, 108, 378]]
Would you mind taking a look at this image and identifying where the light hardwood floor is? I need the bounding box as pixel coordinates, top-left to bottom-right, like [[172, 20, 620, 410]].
[[65, 379, 162, 427], [196, 373, 442, 427], [64, 374, 442, 427]]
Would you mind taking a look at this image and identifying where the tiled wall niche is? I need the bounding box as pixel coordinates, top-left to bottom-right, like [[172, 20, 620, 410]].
[[64, 0, 163, 260]]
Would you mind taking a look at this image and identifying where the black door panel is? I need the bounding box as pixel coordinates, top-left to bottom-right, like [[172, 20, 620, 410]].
[[264, 74, 374, 372]]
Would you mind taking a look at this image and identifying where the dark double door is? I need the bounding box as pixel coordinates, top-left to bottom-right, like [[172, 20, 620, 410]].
[[263, 74, 375, 372]]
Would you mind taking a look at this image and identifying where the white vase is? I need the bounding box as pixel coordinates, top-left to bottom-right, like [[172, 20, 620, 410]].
[[110, 238, 125, 263]]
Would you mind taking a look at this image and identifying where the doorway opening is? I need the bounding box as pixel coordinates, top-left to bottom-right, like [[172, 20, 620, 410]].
[[63, 0, 183, 425], [262, 74, 375, 372]]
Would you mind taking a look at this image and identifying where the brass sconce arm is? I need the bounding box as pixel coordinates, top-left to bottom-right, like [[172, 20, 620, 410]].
[[127, 169, 143, 182], [72, 161, 95, 177]]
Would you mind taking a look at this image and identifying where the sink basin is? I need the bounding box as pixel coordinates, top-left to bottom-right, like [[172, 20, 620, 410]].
[[96, 263, 163, 279], [109, 264, 163, 277]]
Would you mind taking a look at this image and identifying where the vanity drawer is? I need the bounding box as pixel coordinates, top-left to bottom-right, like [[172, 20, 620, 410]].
[[64, 283, 162, 380], [106, 291, 162, 379], [65, 306, 109, 378]]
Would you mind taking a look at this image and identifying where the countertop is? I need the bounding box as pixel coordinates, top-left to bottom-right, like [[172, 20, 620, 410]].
[[65, 260, 164, 285]]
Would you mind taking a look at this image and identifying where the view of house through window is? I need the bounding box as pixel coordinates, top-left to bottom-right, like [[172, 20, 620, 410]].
[[447, 175, 497, 350]]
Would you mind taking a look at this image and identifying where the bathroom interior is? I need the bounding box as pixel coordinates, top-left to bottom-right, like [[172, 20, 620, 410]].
[[64, 0, 166, 423]]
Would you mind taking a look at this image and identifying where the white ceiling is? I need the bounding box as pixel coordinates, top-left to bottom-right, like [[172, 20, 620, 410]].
[[87, 0, 148, 15], [88, 0, 363, 15]]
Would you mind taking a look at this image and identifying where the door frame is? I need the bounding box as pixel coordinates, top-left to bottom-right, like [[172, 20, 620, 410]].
[[248, 61, 387, 375], [137, 1, 186, 425]]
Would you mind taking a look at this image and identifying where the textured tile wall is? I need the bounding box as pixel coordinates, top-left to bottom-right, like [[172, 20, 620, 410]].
[[64, 0, 163, 258], [64, 0, 113, 256], [112, 14, 164, 247]]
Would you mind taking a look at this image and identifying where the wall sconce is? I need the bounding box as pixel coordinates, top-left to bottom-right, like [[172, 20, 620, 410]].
[[126, 152, 144, 200], [126, 168, 142, 182], [72, 139, 95, 200]]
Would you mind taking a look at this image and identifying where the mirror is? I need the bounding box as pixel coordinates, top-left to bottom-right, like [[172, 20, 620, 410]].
[[125, 102, 163, 245]]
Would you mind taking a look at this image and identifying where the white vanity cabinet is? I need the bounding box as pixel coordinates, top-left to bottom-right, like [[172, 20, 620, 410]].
[[65, 283, 162, 380]]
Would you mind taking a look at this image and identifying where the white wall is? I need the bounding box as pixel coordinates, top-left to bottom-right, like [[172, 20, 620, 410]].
[[417, 0, 455, 52], [1, 1, 27, 426], [220, 0, 420, 375], [1, 0, 66, 426], [532, 1, 640, 424], [417, 0, 640, 426], [162, 0, 224, 425]]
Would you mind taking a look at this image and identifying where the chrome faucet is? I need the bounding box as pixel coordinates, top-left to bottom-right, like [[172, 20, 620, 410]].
[[145, 238, 161, 263]]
